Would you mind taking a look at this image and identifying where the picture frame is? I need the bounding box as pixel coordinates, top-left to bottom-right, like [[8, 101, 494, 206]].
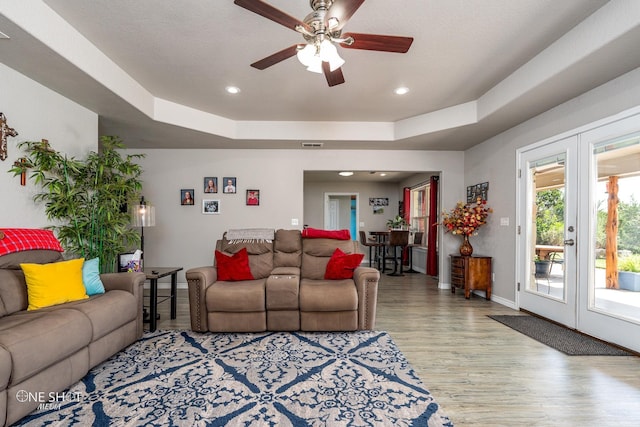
[[202, 199, 220, 214], [180, 189, 195, 205], [203, 177, 218, 193], [222, 177, 237, 194], [467, 182, 489, 203], [246, 189, 260, 206]]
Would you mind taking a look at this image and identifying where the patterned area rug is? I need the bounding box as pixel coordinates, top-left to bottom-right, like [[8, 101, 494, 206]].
[[489, 315, 635, 356], [17, 330, 453, 426]]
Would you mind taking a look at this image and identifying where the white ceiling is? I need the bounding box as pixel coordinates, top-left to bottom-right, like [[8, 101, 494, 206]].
[[1, 0, 639, 151]]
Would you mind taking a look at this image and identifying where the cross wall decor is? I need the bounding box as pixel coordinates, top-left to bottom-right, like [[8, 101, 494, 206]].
[[1, 112, 19, 161]]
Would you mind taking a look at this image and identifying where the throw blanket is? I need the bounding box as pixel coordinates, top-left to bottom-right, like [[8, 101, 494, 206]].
[[302, 227, 351, 240], [0, 228, 64, 256], [226, 228, 275, 243]]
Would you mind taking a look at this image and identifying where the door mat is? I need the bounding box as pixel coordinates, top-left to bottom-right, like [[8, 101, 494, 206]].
[[488, 315, 635, 356]]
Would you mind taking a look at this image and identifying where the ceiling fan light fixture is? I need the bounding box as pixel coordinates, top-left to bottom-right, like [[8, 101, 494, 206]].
[[320, 39, 344, 71], [296, 43, 316, 66], [306, 56, 324, 73]]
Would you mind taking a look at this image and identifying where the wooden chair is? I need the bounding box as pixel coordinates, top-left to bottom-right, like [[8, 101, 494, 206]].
[[387, 230, 410, 276], [405, 231, 424, 273], [359, 230, 384, 269]]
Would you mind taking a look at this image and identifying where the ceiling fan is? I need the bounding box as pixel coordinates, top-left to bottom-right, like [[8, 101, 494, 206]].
[[234, 0, 414, 87]]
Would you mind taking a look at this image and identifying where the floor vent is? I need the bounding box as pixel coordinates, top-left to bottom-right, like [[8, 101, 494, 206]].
[[301, 142, 323, 148]]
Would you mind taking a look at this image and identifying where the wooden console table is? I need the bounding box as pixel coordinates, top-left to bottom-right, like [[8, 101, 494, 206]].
[[450, 255, 492, 300], [143, 267, 183, 332]]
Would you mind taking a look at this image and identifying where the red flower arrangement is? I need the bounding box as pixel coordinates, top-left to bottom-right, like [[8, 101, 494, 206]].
[[440, 198, 492, 236]]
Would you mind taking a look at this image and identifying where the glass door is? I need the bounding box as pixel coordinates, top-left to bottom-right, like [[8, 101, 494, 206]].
[[518, 136, 578, 327], [578, 115, 640, 352]]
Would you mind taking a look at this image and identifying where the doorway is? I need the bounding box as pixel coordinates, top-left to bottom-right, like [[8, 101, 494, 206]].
[[324, 192, 358, 239], [517, 111, 640, 352]]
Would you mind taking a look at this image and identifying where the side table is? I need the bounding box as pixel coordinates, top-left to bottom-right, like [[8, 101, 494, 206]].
[[143, 267, 183, 332]]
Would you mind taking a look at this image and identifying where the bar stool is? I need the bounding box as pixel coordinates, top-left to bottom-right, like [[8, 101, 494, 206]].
[[405, 231, 424, 273], [359, 231, 384, 269], [387, 230, 410, 276]]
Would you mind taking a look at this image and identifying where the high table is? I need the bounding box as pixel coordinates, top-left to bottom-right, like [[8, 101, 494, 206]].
[[143, 267, 183, 332], [369, 231, 390, 271]]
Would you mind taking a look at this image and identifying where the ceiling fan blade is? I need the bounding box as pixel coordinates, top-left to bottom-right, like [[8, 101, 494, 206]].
[[322, 62, 346, 87], [234, 0, 312, 33], [250, 44, 300, 70], [327, 0, 365, 31], [341, 32, 414, 53]]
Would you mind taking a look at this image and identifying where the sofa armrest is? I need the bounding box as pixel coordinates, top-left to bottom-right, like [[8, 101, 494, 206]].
[[101, 272, 146, 338], [353, 267, 380, 330], [186, 266, 217, 332]]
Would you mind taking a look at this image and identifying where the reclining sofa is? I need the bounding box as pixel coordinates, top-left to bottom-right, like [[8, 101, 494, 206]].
[[186, 229, 380, 332], [0, 238, 145, 426]]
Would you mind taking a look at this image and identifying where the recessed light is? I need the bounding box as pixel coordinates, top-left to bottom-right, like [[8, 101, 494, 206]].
[[394, 87, 409, 95], [380, 173, 387, 177], [225, 86, 241, 94], [339, 171, 354, 177]]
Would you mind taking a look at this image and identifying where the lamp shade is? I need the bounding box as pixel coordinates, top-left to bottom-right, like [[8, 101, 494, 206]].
[[133, 202, 156, 228]]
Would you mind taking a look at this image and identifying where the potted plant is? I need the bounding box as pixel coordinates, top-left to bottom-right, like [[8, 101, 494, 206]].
[[619, 255, 640, 291], [387, 215, 409, 230], [9, 136, 144, 273], [534, 255, 552, 278]]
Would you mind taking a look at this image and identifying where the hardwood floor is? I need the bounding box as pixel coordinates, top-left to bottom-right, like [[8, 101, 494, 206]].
[[149, 273, 640, 426]]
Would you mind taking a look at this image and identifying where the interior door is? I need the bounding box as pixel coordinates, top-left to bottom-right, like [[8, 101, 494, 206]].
[[518, 136, 578, 327]]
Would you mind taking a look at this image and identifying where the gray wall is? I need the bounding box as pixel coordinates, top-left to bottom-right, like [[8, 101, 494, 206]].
[[464, 66, 640, 306]]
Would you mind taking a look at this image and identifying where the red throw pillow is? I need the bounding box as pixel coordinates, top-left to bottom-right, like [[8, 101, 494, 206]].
[[215, 248, 254, 281], [325, 248, 364, 280], [301, 228, 351, 240]]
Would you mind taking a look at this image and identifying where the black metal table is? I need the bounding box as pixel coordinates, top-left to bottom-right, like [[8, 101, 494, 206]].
[[143, 267, 183, 332]]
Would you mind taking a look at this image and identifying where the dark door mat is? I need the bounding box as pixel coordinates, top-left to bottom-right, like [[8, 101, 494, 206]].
[[488, 315, 636, 356]]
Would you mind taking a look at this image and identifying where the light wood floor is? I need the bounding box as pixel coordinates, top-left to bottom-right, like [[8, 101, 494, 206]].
[[149, 273, 640, 427]]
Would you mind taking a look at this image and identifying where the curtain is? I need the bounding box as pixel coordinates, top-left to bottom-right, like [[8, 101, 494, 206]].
[[427, 176, 439, 276]]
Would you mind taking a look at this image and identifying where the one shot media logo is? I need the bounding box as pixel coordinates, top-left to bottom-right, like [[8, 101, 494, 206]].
[[15, 390, 83, 410]]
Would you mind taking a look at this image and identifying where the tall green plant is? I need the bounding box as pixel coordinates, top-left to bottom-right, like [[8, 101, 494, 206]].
[[10, 136, 144, 273]]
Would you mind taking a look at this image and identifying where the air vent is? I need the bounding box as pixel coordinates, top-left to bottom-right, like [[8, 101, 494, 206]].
[[301, 142, 323, 148]]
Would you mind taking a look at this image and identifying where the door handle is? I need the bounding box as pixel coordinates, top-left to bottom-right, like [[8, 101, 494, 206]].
[[564, 239, 575, 246]]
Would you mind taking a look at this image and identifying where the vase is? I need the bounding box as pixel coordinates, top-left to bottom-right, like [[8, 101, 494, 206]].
[[459, 235, 473, 256]]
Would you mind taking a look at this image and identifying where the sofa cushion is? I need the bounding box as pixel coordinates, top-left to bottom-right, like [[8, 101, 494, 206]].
[[82, 257, 105, 295], [20, 258, 89, 310], [66, 290, 137, 340], [301, 239, 357, 280], [215, 248, 254, 281], [218, 238, 274, 279], [299, 279, 358, 311], [206, 279, 266, 312], [325, 248, 364, 280], [274, 229, 302, 268], [0, 308, 92, 385], [0, 249, 63, 270]]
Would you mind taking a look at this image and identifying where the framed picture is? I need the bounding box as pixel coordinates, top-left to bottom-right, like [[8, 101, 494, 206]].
[[246, 189, 260, 206], [203, 177, 218, 193], [180, 189, 195, 205], [467, 182, 489, 203], [202, 199, 220, 214], [222, 177, 237, 194]]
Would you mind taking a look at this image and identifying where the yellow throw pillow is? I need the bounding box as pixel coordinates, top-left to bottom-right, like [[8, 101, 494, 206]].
[[21, 258, 89, 310]]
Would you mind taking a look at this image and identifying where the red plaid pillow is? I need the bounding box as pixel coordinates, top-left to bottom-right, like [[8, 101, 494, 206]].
[[0, 228, 64, 256]]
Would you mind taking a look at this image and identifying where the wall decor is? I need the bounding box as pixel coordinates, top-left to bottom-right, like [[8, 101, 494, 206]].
[[181, 189, 195, 205], [467, 182, 489, 203], [373, 206, 384, 215], [202, 199, 220, 214], [369, 197, 389, 206], [13, 157, 27, 186], [0, 112, 19, 161], [222, 177, 237, 194], [246, 189, 260, 206], [203, 177, 218, 193]]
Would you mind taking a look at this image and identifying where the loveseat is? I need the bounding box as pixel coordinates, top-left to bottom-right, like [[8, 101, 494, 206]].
[[0, 240, 145, 426], [186, 229, 380, 332]]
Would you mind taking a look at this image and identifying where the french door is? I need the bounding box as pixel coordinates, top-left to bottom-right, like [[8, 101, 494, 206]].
[[517, 111, 640, 353], [518, 136, 578, 327]]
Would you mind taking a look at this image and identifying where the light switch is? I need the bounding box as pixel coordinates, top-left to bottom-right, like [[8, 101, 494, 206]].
[[500, 217, 509, 226], [291, 218, 299, 226]]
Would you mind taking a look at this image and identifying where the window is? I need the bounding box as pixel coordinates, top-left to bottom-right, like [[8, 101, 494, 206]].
[[410, 183, 429, 238]]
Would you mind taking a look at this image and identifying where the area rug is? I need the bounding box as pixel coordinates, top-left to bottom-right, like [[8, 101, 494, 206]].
[[17, 330, 453, 426], [488, 315, 635, 356]]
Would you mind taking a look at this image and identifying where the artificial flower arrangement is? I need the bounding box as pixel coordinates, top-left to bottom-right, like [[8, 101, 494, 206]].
[[440, 197, 492, 236]]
